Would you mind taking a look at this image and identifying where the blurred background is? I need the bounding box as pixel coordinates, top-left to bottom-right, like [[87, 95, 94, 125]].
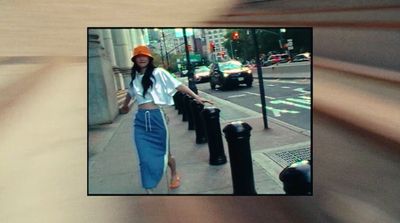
[[1, 0, 399, 222]]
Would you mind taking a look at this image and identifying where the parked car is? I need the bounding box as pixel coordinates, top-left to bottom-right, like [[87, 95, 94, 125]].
[[193, 66, 210, 83], [209, 60, 253, 89], [292, 52, 311, 62], [263, 54, 281, 66], [176, 69, 189, 77], [263, 53, 290, 66], [279, 54, 290, 63]]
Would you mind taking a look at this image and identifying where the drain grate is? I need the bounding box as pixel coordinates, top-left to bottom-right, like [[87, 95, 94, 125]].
[[264, 147, 310, 168]]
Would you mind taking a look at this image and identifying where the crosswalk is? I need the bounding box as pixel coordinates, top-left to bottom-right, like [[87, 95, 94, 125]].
[[236, 88, 311, 117]]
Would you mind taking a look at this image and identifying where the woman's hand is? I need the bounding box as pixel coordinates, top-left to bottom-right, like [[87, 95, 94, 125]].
[[176, 85, 213, 105], [119, 105, 130, 114], [194, 97, 213, 105]]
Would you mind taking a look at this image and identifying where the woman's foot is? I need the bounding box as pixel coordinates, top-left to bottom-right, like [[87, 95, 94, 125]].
[[169, 174, 181, 189]]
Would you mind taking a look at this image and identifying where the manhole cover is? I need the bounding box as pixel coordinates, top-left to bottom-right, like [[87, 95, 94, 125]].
[[263, 147, 310, 168]]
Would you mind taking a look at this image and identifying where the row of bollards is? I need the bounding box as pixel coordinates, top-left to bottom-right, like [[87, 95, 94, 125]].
[[173, 92, 256, 195], [172, 92, 310, 195]]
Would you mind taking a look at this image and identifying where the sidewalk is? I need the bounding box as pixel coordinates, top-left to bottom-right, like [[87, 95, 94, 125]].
[[88, 90, 310, 195], [255, 62, 311, 79]]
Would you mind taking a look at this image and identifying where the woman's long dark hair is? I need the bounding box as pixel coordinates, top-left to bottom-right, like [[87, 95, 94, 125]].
[[130, 57, 156, 96]]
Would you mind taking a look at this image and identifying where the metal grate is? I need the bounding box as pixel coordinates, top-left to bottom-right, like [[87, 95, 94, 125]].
[[264, 147, 310, 168]]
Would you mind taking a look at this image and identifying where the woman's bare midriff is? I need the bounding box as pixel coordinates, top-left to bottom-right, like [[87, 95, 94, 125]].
[[138, 102, 159, 110]]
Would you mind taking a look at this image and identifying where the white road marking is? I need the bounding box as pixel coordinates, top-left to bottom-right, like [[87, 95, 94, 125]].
[[255, 103, 300, 117], [293, 87, 310, 94], [227, 94, 246, 99], [243, 91, 275, 99], [270, 100, 310, 110], [286, 98, 310, 105]]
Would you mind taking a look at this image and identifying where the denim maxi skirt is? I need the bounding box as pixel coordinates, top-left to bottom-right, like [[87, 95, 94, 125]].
[[133, 108, 169, 189]]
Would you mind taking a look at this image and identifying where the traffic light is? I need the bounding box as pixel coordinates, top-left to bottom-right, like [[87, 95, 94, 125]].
[[209, 41, 215, 52], [232, 31, 239, 40], [186, 44, 192, 51]]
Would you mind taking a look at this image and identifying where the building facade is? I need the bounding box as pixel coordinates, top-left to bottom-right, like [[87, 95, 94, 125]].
[[204, 29, 228, 61], [88, 28, 146, 125]]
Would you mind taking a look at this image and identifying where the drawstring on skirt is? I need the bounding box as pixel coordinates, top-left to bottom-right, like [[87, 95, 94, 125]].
[[144, 111, 152, 132]]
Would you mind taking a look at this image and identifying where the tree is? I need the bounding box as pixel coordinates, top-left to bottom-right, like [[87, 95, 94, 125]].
[[284, 28, 312, 54], [168, 53, 184, 72], [151, 53, 163, 67]]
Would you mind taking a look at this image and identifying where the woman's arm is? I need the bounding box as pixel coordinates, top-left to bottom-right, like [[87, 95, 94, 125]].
[[176, 85, 213, 105], [120, 93, 132, 114]]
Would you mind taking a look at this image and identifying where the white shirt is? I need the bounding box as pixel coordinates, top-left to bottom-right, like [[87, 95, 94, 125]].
[[128, 68, 182, 106]]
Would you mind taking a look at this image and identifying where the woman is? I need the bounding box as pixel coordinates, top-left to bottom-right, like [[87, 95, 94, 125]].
[[121, 45, 212, 194]]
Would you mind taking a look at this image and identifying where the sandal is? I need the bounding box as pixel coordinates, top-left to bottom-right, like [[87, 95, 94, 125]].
[[169, 174, 181, 189]]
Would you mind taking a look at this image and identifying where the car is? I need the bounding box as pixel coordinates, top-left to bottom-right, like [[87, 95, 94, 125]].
[[262, 53, 290, 66], [279, 54, 290, 63], [176, 69, 189, 77], [292, 52, 311, 62], [209, 60, 253, 89], [262, 54, 281, 66], [193, 66, 211, 83]]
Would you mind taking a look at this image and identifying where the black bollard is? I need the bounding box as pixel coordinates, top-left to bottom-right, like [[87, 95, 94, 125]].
[[181, 94, 189, 122], [189, 100, 207, 144], [173, 93, 178, 110], [279, 160, 311, 195], [201, 107, 227, 165], [176, 92, 184, 115], [223, 121, 256, 195], [185, 95, 195, 130]]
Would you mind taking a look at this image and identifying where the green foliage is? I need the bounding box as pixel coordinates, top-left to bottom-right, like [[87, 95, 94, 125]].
[[168, 53, 184, 72], [152, 53, 163, 67]]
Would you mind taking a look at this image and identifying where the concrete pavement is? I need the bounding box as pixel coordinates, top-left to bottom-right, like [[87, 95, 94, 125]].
[[255, 62, 311, 79], [88, 88, 310, 194]]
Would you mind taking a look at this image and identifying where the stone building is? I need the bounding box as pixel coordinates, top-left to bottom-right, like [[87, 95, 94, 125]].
[[88, 28, 147, 126]]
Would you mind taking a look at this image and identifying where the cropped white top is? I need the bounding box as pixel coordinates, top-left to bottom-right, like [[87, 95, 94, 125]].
[[127, 68, 182, 106]]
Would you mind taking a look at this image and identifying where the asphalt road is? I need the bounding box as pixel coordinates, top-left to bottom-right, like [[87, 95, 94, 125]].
[[197, 78, 311, 130]]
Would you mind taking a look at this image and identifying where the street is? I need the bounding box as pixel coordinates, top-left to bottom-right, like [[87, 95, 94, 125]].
[[197, 78, 311, 131]]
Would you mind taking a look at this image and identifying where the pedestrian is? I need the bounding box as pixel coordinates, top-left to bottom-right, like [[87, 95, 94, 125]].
[[121, 45, 212, 194]]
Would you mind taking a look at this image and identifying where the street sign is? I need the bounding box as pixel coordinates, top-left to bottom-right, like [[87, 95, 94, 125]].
[[287, 39, 293, 50], [181, 54, 202, 62]]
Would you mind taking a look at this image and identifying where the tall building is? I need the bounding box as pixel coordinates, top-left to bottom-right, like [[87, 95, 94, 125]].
[[204, 29, 228, 61], [147, 29, 162, 55]]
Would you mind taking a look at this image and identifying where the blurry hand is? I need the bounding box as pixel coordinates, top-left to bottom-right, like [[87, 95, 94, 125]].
[[120, 105, 130, 114], [195, 97, 213, 105]]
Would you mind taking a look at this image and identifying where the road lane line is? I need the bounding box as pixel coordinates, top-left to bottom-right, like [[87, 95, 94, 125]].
[[227, 94, 246, 99], [243, 91, 275, 99], [286, 98, 311, 105], [255, 103, 300, 117], [270, 100, 311, 109]]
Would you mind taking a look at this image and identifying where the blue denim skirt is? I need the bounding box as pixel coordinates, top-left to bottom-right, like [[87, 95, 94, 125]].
[[133, 108, 169, 189]]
